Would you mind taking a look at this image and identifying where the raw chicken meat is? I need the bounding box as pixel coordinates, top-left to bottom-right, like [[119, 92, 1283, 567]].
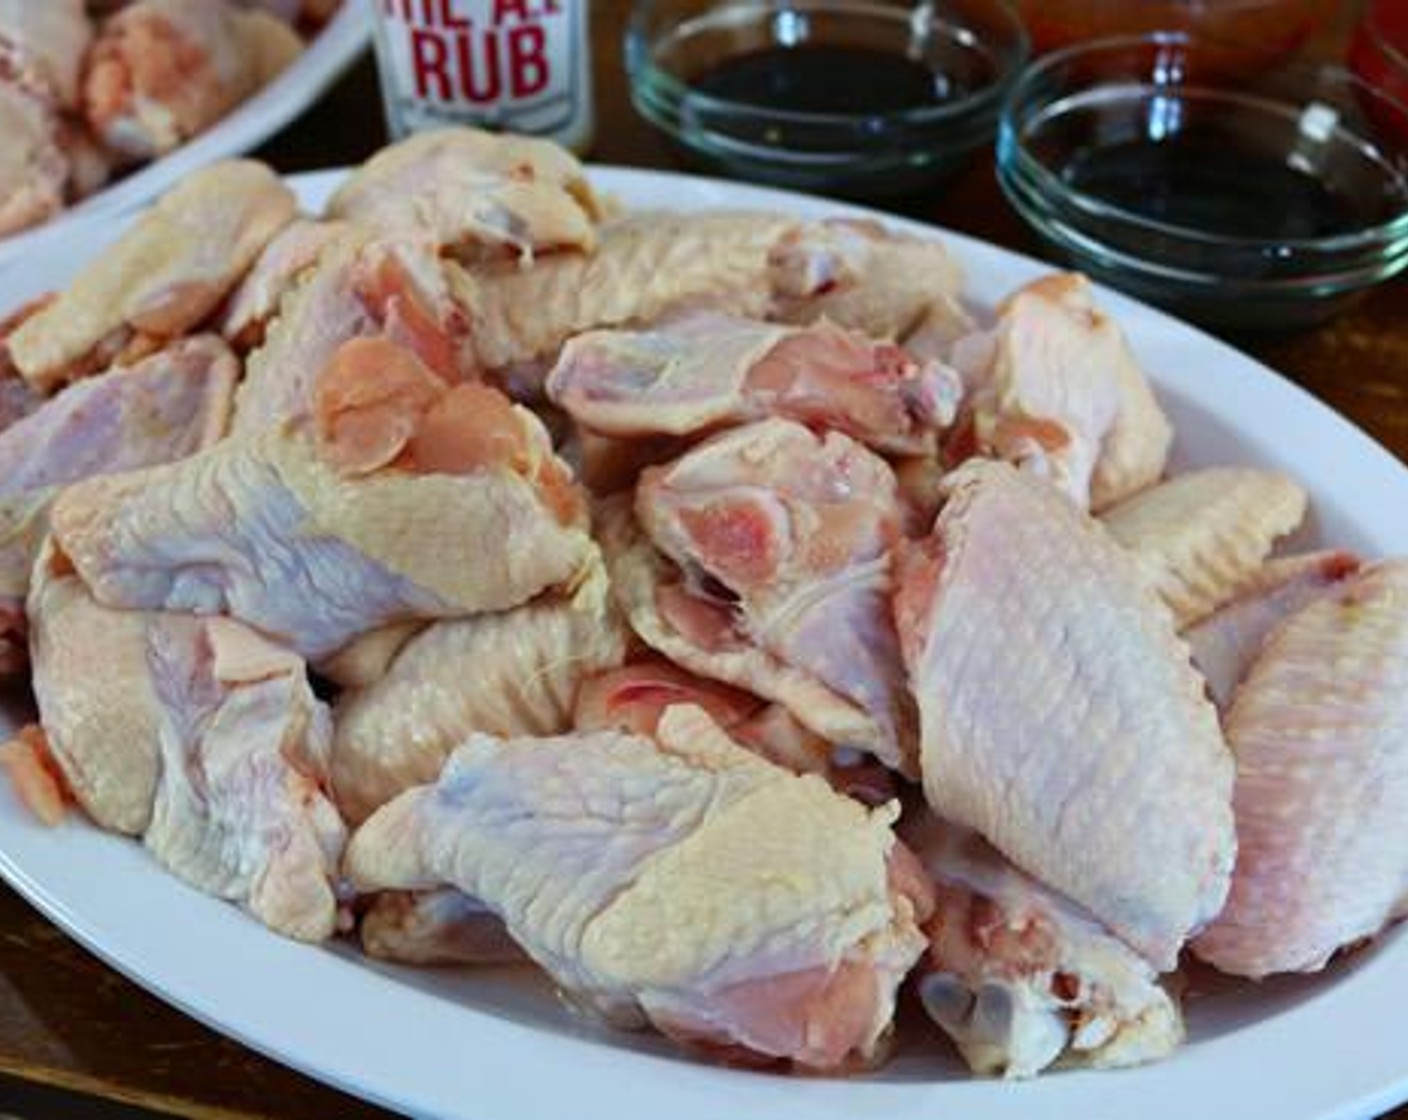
[[445, 211, 797, 378], [574, 658, 896, 806], [599, 496, 899, 774], [1192, 560, 1408, 978], [48, 373, 596, 662], [546, 311, 961, 456], [326, 127, 603, 262], [1185, 551, 1361, 711], [1100, 468, 1308, 627], [360, 889, 524, 966], [894, 460, 1234, 969], [0, 83, 68, 238], [83, 0, 301, 162], [0, 0, 91, 106], [768, 219, 964, 339], [901, 295, 978, 366], [0, 334, 237, 642], [26, 539, 163, 833], [635, 419, 917, 775], [905, 812, 1182, 1078], [24, 539, 344, 940], [220, 217, 351, 350], [8, 161, 296, 391], [331, 571, 627, 824], [142, 614, 344, 941], [232, 233, 468, 435], [345, 704, 932, 1070], [956, 274, 1172, 511]]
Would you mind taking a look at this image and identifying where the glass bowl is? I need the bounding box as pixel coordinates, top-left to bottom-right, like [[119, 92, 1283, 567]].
[[997, 34, 1408, 331], [626, 0, 1029, 198]]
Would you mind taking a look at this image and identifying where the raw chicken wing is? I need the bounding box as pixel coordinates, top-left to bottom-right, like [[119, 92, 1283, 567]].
[[574, 658, 896, 805], [446, 211, 798, 378], [1185, 551, 1361, 711], [635, 419, 917, 774], [1193, 560, 1408, 977], [546, 311, 961, 456], [1100, 467, 1308, 627], [326, 127, 602, 261], [0, 84, 69, 238], [894, 460, 1234, 968], [49, 368, 596, 662], [83, 0, 301, 162], [0, 0, 91, 106], [331, 570, 627, 823], [906, 812, 1182, 1078], [345, 704, 932, 1070], [232, 233, 468, 435], [768, 219, 963, 339], [361, 889, 523, 966], [220, 217, 351, 350], [8, 161, 295, 391], [956, 274, 1172, 510], [0, 334, 237, 640], [599, 495, 898, 774], [24, 541, 344, 940]]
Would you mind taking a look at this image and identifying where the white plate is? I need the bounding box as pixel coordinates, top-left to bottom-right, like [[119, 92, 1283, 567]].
[[1, 167, 1406, 1120], [0, 1, 369, 272]]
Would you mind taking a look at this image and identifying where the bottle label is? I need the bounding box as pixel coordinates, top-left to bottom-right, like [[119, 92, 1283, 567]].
[[373, 1, 586, 139]]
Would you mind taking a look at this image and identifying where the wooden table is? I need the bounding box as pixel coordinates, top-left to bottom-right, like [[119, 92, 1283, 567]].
[[2, 2, 1406, 1117]]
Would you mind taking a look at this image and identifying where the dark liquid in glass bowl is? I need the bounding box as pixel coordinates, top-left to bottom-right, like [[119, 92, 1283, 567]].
[[691, 45, 974, 114], [1062, 133, 1377, 239]]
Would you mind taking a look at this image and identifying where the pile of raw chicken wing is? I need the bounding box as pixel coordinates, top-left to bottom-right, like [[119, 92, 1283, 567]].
[[1, 0, 337, 239], [1, 128, 1405, 1081]]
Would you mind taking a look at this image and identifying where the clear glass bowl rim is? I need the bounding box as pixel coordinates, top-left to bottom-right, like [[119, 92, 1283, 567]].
[[1000, 30, 1408, 255], [626, 0, 1031, 130]]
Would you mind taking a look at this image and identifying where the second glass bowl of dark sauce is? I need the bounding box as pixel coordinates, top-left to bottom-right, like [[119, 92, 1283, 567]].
[[998, 33, 1408, 330], [627, 0, 1029, 197]]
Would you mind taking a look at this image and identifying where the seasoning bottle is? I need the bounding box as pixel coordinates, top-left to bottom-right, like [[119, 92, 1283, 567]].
[[370, 1, 594, 154]]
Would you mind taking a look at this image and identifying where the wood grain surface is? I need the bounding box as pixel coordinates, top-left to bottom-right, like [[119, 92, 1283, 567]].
[[0, 1, 1403, 1117]]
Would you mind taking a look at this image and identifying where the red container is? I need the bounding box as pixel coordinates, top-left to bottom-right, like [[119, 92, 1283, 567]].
[[1018, 0, 1323, 65], [1351, 0, 1408, 144]]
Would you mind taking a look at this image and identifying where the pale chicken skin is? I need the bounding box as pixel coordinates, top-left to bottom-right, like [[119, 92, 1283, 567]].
[[141, 615, 344, 942], [894, 461, 1235, 970], [232, 233, 469, 436], [83, 0, 302, 162], [0, 334, 237, 642], [1193, 561, 1408, 978], [1100, 467, 1309, 627], [0, 0, 91, 107], [24, 541, 344, 940], [48, 395, 596, 663], [220, 217, 351, 351], [345, 705, 933, 1070], [1185, 551, 1361, 711], [598, 495, 899, 775], [635, 419, 917, 775], [954, 274, 1173, 511], [574, 658, 897, 806], [26, 539, 164, 834], [768, 218, 964, 340], [331, 570, 628, 824], [361, 888, 524, 966], [546, 311, 961, 456], [325, 127, 603, 262], [905, 813, 1182, 1079], [0, 83, 69, 238], [8, 161, 296, 391], [446, 211, 798, 381]]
